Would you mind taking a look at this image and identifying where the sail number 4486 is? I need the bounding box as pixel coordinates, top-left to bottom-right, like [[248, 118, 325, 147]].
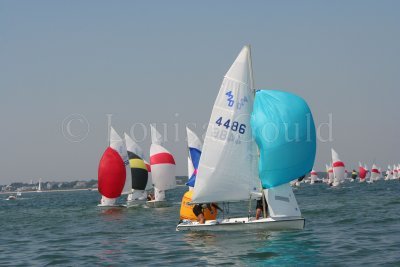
[[215, 117, 246, 134]]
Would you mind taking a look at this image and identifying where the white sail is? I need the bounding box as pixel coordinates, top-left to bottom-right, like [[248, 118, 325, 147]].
[[37, 178, 42, 192], [150, 144, 176, 191], [124, 133, 144, 159], [265, 184, 301, 218], [110, 128, 131, 195], [192, 45, 259, 204], [150, 124, 163, 145]]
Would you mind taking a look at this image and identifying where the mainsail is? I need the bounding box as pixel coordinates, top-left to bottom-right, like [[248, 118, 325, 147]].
[[192, 45, 259, 204], [150, 124, 163, 145]]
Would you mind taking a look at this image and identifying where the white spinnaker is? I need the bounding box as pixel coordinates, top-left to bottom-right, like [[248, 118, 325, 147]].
[[192, 45, 259, 204], [332, 149, 345, 185], [109, 128, 131, 195], [150, 144, 176, 191], [150, 124, 163, 145]]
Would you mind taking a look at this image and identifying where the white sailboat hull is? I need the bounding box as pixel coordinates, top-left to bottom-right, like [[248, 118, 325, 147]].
[[176, 216, 305, 232]]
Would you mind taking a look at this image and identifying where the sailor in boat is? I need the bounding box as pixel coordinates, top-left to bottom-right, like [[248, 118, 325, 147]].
[[193, 203, 223, 224], [255, 196, 268, 220], [147, 192, 155, 201]]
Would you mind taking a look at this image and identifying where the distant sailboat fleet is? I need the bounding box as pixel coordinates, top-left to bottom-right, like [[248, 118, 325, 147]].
[[300, 153, 400, 186]]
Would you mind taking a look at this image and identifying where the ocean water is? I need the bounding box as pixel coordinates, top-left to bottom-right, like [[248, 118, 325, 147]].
[[1, 181, 399, 266]]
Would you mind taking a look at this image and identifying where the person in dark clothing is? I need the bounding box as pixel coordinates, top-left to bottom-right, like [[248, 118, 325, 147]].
[[256, 196, 268, 220], [193, 203, 223, 224]]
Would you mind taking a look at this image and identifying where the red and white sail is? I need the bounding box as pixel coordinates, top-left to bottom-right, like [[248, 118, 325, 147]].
[[310, 169, 318, 184], [370, 164, 379, 181], [150, 144, 176, 192], [358, 162, 366, 182], [98, 127, 129, 205], [331, 149, 345, 186]]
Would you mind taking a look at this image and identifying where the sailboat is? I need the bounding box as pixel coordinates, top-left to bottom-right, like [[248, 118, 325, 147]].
[[124, 133, 149, 207], [364, 164, 372, 183], [176, 45, 316, 231], [37, 178, 42, 192], [358, 163, 366, 182], [369, 164, 379, 182], [97, 127, 130, 207], [147, 125, 176, 207], [331, 149, 345, 187], [309, 169, 318, 184]]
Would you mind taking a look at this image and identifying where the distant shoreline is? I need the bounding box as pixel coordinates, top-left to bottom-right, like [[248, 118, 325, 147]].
[[0, 188, 98, 195], [0, 185, 188, 195]]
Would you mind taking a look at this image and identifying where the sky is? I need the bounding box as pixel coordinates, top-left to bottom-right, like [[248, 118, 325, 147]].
[[1, 0, 399, 184]]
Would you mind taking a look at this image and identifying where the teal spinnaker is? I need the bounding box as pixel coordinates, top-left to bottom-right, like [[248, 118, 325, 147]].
[[251, 90, 316, 189]]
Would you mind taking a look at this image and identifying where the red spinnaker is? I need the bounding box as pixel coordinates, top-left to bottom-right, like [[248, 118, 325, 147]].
[[98, 147, 126, 198], [359, 166, 367, 179]]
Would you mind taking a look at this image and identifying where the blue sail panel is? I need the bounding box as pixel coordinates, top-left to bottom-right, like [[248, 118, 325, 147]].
[[251, 90, 316, 189], [185, 147, 201, 187]]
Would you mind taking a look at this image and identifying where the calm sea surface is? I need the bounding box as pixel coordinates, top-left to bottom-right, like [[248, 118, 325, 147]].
[[1, 181, 399, 266]]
